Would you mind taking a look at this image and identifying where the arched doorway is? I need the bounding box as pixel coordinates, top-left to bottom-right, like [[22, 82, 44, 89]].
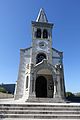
[[35, 76, 47, 98]]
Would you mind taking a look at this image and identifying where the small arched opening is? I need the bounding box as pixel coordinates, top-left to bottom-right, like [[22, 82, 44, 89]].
[[36, 28, 41, 38], [26, 76, 29, 89], [43, 29, 48, 38]]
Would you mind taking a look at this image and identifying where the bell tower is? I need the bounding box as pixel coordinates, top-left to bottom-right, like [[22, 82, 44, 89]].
[[31, 8, 53, 65]]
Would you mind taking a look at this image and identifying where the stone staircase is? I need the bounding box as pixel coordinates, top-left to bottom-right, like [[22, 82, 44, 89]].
[[0, 103, 80, 119]]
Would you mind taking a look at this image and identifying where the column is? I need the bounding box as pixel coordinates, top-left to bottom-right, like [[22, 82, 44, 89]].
[[53, 79, 57, 98]]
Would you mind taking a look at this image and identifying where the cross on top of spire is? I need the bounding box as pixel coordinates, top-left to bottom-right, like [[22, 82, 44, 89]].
[[36, 8, 48, 23]]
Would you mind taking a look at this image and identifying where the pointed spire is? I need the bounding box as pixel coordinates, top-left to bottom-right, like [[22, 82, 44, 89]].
[[36, 8, 48, 23]]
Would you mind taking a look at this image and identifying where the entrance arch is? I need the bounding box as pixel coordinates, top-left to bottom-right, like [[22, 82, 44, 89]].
[[35, 76, 47, 98]]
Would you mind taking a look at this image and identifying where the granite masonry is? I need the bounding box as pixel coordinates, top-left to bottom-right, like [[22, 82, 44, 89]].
[[14, 8, 66, 102]]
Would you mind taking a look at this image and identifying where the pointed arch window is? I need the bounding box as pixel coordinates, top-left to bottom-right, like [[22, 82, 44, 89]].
[[36, 53, 46, 64], [36, 28, 41, 38], [43, 29, 48, 38]]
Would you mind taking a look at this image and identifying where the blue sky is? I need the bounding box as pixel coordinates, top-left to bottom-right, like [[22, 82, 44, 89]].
[[0, 0, 80, 93]]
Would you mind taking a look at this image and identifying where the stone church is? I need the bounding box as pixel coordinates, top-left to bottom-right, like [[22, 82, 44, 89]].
[[14, 8, 66, 102]]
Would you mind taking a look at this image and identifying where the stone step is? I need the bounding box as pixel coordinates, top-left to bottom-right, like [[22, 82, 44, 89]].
[[0, 104, 80, 108], [0, 103, 80, 119], [2, 118, 78, 120], [0, 114, 80, 119], [1, 103, 80, 107], [27, 98, 66, 103], [1, 109, 80, 114], [0, 106, 80, 111]]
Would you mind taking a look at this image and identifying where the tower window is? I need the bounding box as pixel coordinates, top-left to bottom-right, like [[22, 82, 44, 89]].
[[43, 29, 48, 38], [36, 28, 41, 38], [36, 53, 46, 64]]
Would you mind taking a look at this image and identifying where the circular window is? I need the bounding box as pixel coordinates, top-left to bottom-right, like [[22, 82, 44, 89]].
[[39, 42, 46, 49]]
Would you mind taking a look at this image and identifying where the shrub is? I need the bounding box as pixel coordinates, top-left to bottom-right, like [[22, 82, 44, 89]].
[[0, 87, 7, 93], [66, 92, 75, 98]]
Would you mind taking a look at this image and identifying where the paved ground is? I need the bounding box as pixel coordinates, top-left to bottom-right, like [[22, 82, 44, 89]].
[[0, 92, 13, 99], [0, 98, 80, 106], [0, 98, 76, 105]]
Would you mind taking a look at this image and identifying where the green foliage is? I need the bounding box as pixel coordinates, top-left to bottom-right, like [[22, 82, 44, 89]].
[[66, 92, 75, 98], [0, 86, 7, 93]]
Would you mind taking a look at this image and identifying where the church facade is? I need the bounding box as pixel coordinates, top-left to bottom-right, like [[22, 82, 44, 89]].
[[14, 8, 66, 102]]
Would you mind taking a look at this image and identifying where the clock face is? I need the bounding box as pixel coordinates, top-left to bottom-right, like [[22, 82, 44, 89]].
[[39, 41, 46, 49]]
